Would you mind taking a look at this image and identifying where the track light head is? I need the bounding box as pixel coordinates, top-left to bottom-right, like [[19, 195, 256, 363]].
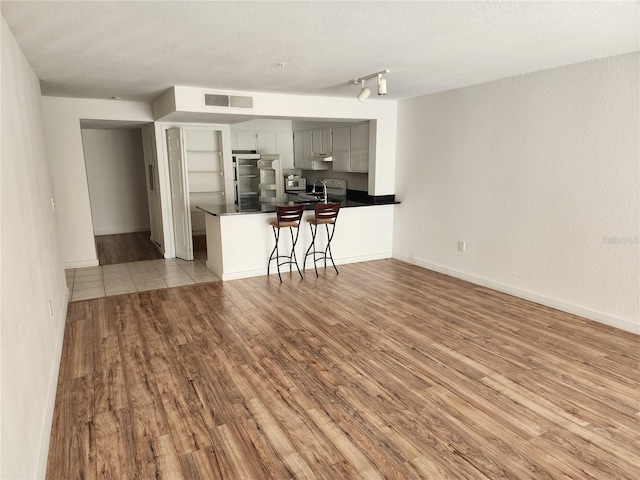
[[357, 80, 371, 102], [351, 69, 389, 101], [377, 74, 387, 95]]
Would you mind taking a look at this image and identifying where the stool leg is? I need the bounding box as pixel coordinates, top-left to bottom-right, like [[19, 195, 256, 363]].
[[303, 223, 312, 274], [303, 223, 320, 277], [311, 224, 319, 277], [325, 223, 338, 274], [288, 227, 294, 273], [268, 226, 283, 282], [268, 226, 276, 276], [290, 225, 303, 280]]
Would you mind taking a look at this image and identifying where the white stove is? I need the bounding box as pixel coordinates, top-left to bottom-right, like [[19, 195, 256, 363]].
[[297, 178, 347, 202], [323, 178, 347, 197]]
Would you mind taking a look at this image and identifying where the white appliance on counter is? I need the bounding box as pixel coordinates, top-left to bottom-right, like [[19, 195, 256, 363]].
[[284, 175, 306, 191]]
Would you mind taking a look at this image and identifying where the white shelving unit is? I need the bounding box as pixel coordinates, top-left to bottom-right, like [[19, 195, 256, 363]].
[[185, 129, 225, 234]]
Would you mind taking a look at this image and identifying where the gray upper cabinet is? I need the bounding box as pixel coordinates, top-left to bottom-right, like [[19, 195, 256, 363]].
[[294, 130, 329, 171], [311, 128, 332, 156], [332, 122, 369, 173], [233, 130, 295, 170], [236, 131, 257, 151], [256, 131, 277, 154], [276, 132, 294, 169], [331, 126, 350, 172], [349, 123, 369, 172], [293, 131, 304, 169]]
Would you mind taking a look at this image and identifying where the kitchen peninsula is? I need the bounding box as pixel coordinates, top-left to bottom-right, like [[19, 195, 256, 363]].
[[199, 199, 395, 280]]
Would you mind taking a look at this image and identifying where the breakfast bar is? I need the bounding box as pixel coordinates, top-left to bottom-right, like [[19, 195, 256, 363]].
[[199, 200, 395, 281]]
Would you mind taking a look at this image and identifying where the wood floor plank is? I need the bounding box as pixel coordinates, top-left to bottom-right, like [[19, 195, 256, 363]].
[[152, 434, 185, 479], [47, 259, 640, 479], [47, 376, 96, 480], [179, 446, 225, 480], [94, 408, 138, 479], [307, 407, 385, 480], [242, 361, 343, 471], [96, 231, 162, 265]]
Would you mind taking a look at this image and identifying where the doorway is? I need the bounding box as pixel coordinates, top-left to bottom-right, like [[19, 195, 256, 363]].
[[81, 126, 161, 266]]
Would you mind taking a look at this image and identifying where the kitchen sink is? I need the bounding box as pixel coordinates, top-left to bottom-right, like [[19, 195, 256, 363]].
[[296, 193, 323, 202]]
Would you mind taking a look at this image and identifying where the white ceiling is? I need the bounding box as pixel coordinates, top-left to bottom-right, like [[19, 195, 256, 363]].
[[2, 1, 638, 103]]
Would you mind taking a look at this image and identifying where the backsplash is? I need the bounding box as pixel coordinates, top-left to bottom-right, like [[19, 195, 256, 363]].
[[302, 169, 369, 192]]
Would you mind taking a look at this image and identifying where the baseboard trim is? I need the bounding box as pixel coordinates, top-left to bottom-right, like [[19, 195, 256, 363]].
[[215, 253, 393, 282], [393, 254, 639, 335], [93, 226, 151, 236], [36, 286, 69, 478], [63, 259, 99, 269]]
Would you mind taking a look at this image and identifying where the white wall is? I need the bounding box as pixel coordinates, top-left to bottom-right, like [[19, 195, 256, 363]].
[[81, 128, 150, 235], [394, 52, 639, 333], [41, 97, 153, 267], [231, 118, 293, 132], [1, 17, 68, 479]]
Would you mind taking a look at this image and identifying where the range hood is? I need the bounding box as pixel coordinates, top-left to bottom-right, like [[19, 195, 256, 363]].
[[311, 154, 333, 161]]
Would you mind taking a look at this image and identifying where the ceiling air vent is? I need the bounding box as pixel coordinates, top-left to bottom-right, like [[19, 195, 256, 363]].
[[204, 94, 230, 107], [229, 95, 253, 108], [204, 93, 253, 109]]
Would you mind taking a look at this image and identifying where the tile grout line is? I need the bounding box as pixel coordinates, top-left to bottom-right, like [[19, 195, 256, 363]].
[[68, 257, 218, 302]]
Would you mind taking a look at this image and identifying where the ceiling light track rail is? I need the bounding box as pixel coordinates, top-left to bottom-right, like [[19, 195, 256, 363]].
[[350, 69, 390, 85]]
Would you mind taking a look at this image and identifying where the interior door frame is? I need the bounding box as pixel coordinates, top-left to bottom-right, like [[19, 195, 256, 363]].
[[141, 126, 164, 251], [154, 123, 235, 259], [166, 127, 194, 261]]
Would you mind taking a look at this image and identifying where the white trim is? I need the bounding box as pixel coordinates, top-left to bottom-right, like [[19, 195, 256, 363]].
[[64, 259, 99, 269], [217, 252, 393, 281], [36, 287, 69, 478], [393, 254, 639, 335], [92, 226, 150, 236]]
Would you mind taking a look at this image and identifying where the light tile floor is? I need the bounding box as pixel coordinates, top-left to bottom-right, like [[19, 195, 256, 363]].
[[66, 253, 218, 302]]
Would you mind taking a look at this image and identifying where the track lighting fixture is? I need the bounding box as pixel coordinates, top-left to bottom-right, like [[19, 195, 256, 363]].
[[357, 80, 371, 103], [351, 69, 389, 102], [377, 74, 387, 95]]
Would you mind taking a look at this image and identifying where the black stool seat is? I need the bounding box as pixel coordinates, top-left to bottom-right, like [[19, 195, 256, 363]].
[[267, 205, 304, 282], [303, 202, 340, 276]]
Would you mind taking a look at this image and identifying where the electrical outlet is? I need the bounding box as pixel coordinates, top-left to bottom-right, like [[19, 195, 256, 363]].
[[48, 300, 54, 319], [458, 240, 466, 253], [50, 197, 56, 212]]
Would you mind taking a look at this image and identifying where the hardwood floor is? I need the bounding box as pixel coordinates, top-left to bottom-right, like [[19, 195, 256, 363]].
[[47, 259, 640, 479], [95, 231, 163, 265]]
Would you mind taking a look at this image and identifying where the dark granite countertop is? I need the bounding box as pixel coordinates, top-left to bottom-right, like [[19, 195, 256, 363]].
[[198, 193, 397, 216]]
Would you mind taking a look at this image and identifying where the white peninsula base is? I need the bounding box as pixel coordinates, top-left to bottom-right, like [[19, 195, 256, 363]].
[[205, 204, 394, 281]]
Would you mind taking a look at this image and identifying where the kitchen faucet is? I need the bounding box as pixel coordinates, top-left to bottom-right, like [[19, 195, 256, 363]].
[[311, 180, 327, 203]]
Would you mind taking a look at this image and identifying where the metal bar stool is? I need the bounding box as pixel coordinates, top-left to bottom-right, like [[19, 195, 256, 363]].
[[267, 205, 304, 282], [303, 202, 340, 276]]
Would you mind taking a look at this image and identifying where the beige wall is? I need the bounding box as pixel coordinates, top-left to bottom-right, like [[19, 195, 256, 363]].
[[1, 17, 68, 478], [393, 53, 640, 333], [41, 97, 153, 268], [82, 128, 150, 235]]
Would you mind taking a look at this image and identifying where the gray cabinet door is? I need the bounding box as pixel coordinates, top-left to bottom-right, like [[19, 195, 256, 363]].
[[350, 123, 369, 173], [332, 126, 350, 172]]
